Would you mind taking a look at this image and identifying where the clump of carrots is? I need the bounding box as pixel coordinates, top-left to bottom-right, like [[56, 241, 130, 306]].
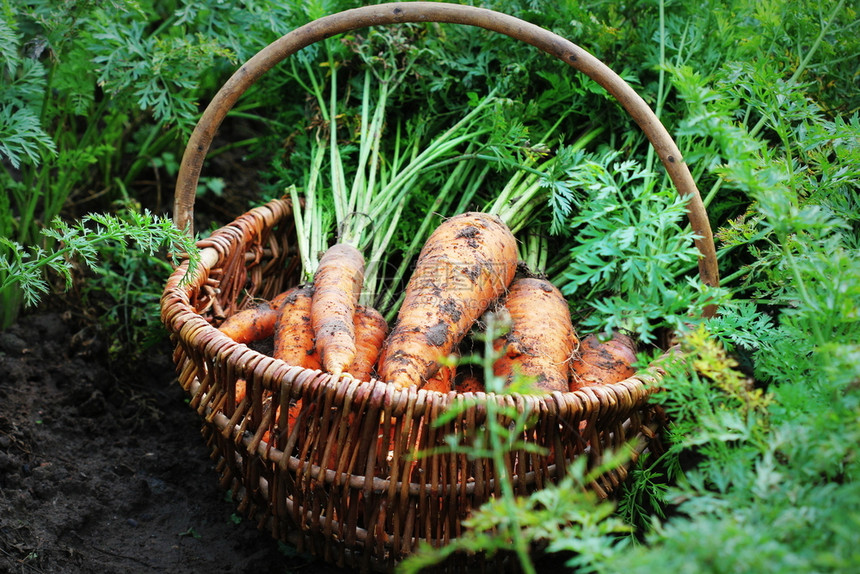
[[217, 211, 640, 403]]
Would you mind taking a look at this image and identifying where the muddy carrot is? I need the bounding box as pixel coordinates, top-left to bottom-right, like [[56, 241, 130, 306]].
[[347, 304, 388, 382], [379, 212, 518, 389], [310, 243, 365, 378], [493, 277, 578, 393], [235, 378, 247, 404], [570, 332, 637, 389], [422, 363, 455, 393], [218, 303, 279, 344], [273, 284, 321, 370], [217, 282, 308, 345], [270, 288, 295, 309], [271, 286, 323, 449]]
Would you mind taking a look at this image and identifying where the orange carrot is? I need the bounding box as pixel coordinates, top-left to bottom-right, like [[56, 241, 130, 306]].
[[229, 290, 308, 446], [273, 284, 321, 370], [217, 283, 309, 345], [422, 363, 455, 393], [310, 243, 365, 378], [492, 277, 578, 393], [272, 284, 323, 450], [347, 305, 389, 381], [380, 212, 518, 389], [218, 303, 279, 344], [235, 378, 247, 404], [270, 288, 295, 309], [570, 332, 637, 389]]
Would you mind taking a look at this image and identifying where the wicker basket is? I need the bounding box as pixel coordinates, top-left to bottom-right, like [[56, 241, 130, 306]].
[[160, 3, 719, 572]]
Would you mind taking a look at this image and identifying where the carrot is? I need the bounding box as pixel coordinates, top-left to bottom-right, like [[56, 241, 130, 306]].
[[492, 277, 578, 393], [217, 302, 279, 344], [217, 282, 312, 345], [235, 378, 247, 404], [423, 363, 455, 393], [257, 401, 306, 444], [570, 332, 637, 389], [271, 285, 317, 444], [310, 243, 365, 378], [273, 284, 321, 370], [270, 288, 295, 309], [230, 285, 318, 449], [347, 304, 388, 381], [379, 212, 518, 389]]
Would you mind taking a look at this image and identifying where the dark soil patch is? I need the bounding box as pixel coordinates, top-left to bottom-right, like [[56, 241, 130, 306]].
[[0, 308, 345, 574]]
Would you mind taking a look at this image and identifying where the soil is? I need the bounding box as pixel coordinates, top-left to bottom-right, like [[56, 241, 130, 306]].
[[0, 306, 346, 574]]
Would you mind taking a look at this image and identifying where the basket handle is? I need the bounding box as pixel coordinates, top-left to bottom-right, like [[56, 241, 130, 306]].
[[174, 1, 720, 293]]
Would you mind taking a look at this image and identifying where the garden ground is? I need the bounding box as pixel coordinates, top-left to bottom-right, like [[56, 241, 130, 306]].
[[0, 305, 346, 574]]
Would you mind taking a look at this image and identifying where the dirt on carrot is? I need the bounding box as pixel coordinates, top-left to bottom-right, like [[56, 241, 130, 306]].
[[423, 363, 455, 393], [379, 212, 518, 389], [310, 243, 365, 378], [570, 332, 638, 389], [273, 284, 321, 371], [347, 304, 388, 382], [493, 277, 578, 393], [454, 373, 483, 394]]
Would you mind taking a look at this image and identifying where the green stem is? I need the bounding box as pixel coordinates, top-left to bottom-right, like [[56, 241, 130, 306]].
[[124, 124, 184, 187], [294, 134, 328, 281], [204, 137, 261, 159], [362, 196, 408, 307], [490, 125, 605, 227], [344, 70, 393, 246], [327, 45, 348, 232], [351, 70, 375, 218], [430, 152, 551, 181], [378, 159, 488, 320], [361, 95, 498, 226], [483, 325, 536, 574], [718, 265, 751, 287], [783, 244, 825, 346], [289, 185, 311, 281], [645, 0, 667, 179]]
